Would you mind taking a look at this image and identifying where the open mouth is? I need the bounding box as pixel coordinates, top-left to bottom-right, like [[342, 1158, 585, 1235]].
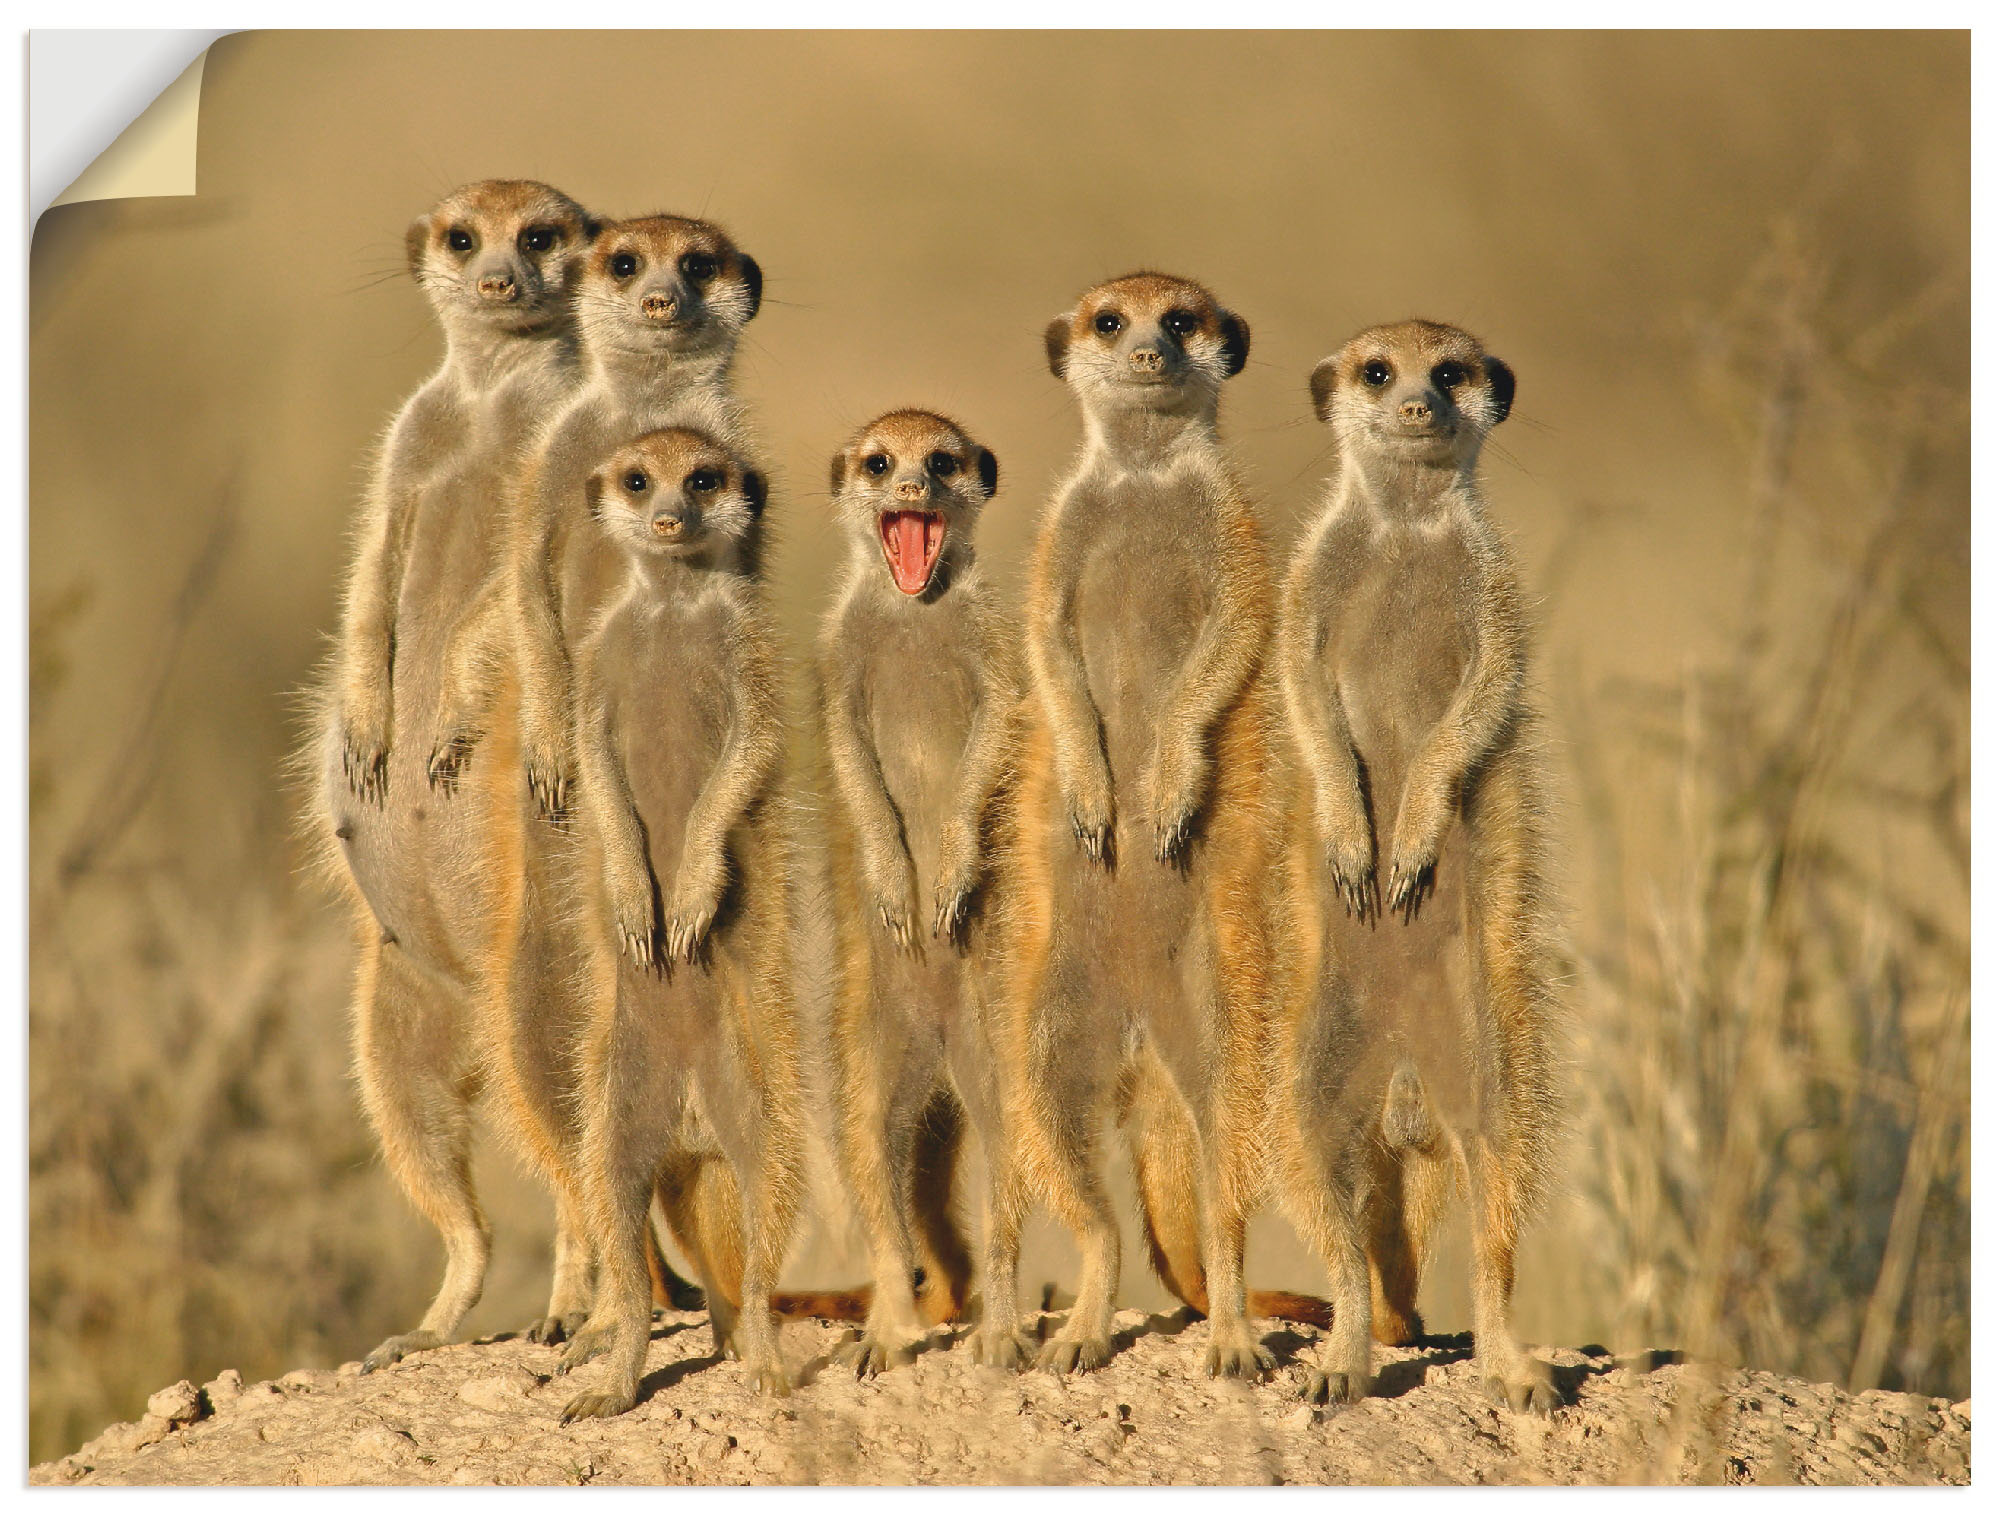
[[878, 511, 946, 595]]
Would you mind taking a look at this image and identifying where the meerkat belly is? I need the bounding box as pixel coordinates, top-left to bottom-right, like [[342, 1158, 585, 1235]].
[[866, 631, 980, 1022], [338, 460, 511, 980], [1318, 541, 1483, 1133], [1064, 502, 1213, 991], [868, 633, 978, 896]]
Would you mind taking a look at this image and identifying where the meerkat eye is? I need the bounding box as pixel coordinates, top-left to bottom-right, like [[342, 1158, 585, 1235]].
[[1362, 359, 1392, 388], [679, 252, 718, 283], [1432, 361, 1468, 390], [864, 453, 891, 476], [687, 469, 723, 493], [927, 451, 959, 478], [609, 252, 638, 280], [520, 226, 555, 254], [1093, 310, 1124, 337], [623, 470, 648, 493], [1163, 309, 1198, 338], [446, 227, 474, 253]]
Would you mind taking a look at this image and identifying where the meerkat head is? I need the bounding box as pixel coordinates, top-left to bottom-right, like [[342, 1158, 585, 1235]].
[[576, 215, 763, 362], [404, 180, 596, 336], [828, 410, 998, 598], [585, 427, 766, 572], [1309, 320, 1515, 471], [1044, 272, 1250, 418]]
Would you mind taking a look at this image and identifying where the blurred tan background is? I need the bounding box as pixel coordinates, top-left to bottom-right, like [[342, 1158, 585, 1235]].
[[29, 30, 1968, 1464]]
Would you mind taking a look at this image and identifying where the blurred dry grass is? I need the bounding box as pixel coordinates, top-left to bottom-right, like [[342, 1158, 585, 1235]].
[[27, 30, 1966, 1467]]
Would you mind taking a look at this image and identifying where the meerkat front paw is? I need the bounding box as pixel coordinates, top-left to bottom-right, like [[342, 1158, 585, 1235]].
[[340, 702, 391, 806], [1386, 786, 1448, 922], [1319, 806, 1379, 923], [525, 1312, 588, 1347], [426, 726, 479, 794], [664, 857, 726, 964], [608, 856, 661, 970], [931, 832, 981, 942], [1062, 760, 1115, 863], [867, 855, 920, 952], [1143, 735, 1209, 863], [519, 710, 573, 824]]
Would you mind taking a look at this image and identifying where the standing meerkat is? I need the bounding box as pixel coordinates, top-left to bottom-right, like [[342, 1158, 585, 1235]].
[[814, 409, 1030, 1375], [553, 427, 804, 1419], [307, 179, 596, 1372], [1271, 319, 1562, 1412], [996, 273, 1281, 1379], [422, 214, 764, 1344]]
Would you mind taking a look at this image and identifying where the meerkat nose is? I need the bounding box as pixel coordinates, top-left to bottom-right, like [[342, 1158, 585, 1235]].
[[640, 290, 678, 321], [651, 512, 686, 538], [476, 273, 518, 303], [894, 477, 928, 503], [1129, 347, 1165, 373], [1399, 397, 1433, 426]]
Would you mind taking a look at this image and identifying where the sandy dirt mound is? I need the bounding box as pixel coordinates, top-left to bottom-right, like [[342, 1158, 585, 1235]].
[[32, 1309, 1970, 1486]]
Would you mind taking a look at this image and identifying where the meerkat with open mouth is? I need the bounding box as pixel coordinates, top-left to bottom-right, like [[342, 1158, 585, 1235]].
[[813, 409, 1031, 1374]]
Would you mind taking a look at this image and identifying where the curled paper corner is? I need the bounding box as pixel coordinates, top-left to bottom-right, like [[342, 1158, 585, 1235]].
[[38, 34, 224, 218]]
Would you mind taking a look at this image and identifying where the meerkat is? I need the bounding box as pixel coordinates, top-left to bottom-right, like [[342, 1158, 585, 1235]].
[[811, 409, 1033, 1375], [991, 273, 1282, 1379], [418, 215, 765, 1345], [305, 179, 598, 1372], [1270, 319, 1562, 1413], [549, 427, 804, 1419]]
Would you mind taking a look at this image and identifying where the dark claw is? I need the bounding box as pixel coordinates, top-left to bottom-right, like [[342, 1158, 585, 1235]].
[[344, 744, 388, 807], [1155, 812, 1192, 864], [427, 732, 476, 794], [933, 890, 969, 943]]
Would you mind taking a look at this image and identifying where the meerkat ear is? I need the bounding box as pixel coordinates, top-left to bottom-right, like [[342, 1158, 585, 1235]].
[[579, 214, 603, 242], [1484, 357, 1516, 424], [584, 472, 606, 519], [737, 255, 763, 321], [1309, 357, 1341, 424], [828, 451, 848, 499], [976, 449, 999, 499], [1044, 317, 1072, 380], [743, 470, 767, 518], [404, 215, 431, 279], [1219, 312, 1251, 378]]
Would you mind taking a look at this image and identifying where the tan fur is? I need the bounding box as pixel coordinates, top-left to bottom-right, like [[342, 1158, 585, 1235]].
[[547, 429, 807, 1419], [417, 216, 765, 1347], [299, 180, 597, 1372], [812, 410, 1030, 1375], [1269, 319, 1564, 1411], [988, 273, 1281, 1378]]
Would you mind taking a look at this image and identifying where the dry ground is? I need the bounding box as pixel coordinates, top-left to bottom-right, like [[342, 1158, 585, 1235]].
[[33, 1308, 1970, 1487]]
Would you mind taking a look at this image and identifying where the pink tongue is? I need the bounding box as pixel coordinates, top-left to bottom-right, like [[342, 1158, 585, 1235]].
[[886, 512, 935, 594]]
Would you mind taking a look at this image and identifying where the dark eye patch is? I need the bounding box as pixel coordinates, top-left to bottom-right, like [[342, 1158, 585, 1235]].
[[1163, 309, 1198, 337], [623, 470, 648, 493], [519, 226, 556, 254], [1432, 361, 1468, 390], [1362, 359, 1392, 387], [609, 251, 638, 279], [1093, 310, 1124, 337], [679, 251, 718, 283], [864, 453, 891, 476], [686, 469, 723, 493], [447, 227, 474, 253], [927, 450, 958, 478]]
